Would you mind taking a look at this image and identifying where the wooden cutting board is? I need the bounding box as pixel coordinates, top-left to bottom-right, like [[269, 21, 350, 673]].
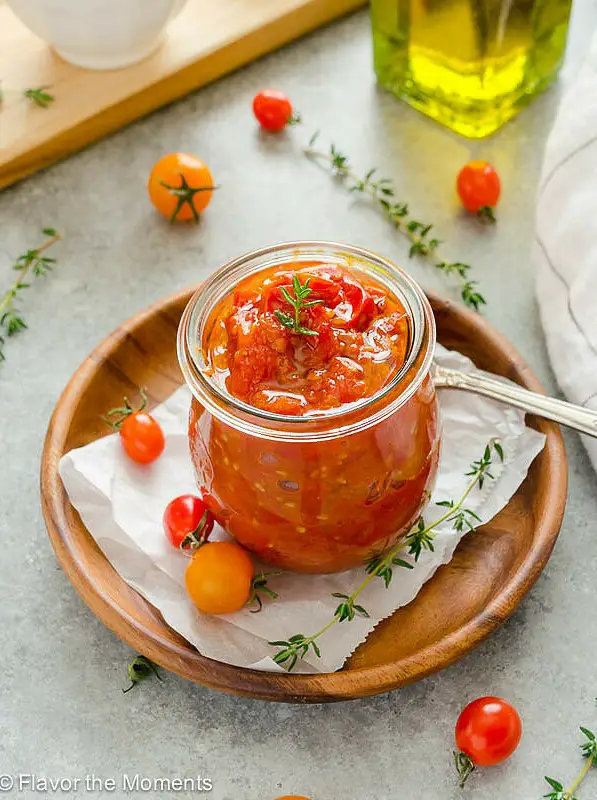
[[0, 0, 365, 190]]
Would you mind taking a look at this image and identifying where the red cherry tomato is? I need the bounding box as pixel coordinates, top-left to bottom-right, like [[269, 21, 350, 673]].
[[455, 697, 522, 786], [120, 412, 165, 464], [163, 495, 215, 551], [253, 90, 297, 132], [456, 160, 501, 219]]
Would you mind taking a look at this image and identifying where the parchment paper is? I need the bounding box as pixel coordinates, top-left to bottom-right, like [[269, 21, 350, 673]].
[[59, 345, 545, 673]]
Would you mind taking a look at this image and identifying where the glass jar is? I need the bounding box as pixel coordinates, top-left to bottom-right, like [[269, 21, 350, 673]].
[[177, 242, 440, 574], [371, 0, 573, 138]]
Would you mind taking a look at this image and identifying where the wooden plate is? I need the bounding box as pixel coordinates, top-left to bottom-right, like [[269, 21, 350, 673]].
[[41, 289, 567, 702]]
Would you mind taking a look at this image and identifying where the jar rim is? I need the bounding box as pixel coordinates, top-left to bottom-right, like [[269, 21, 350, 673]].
[[177, 241, 436, 441]]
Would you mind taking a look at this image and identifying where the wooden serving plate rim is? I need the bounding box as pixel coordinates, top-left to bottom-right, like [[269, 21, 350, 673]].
[[41, 288, 567, 702]]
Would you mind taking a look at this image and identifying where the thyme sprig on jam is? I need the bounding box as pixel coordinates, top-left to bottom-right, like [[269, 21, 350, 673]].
[[270, 439, 504, 670], [0, 228, 61, 363], [24, 87, 55, 108], [544, 727, 597, 799], [304, 132, 486, 312], [122, 655, 163, 694], [274, 274, 323, 336], [247, 573, 280, 613]]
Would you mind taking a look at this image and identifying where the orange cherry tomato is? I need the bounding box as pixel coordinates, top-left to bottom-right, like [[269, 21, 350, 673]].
[[274, 797, 312, 800], [148, 153, 215, 223], [120, 412, 165, 464], [185, 541, 253, 614], [456, 160, 501, 220]]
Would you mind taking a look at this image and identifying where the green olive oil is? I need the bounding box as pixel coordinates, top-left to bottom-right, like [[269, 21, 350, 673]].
[[371, 0, 573, 138]]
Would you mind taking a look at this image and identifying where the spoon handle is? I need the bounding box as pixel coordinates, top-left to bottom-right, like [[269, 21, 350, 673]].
[[434, 364, 597, 439]]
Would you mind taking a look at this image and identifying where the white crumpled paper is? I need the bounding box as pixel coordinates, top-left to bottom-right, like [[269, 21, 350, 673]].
[[59, 345, 545, 674]]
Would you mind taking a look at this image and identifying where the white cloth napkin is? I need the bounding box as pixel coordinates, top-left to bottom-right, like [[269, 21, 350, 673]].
[[534, 34, 597, 470], [58, 345, 544, 674]]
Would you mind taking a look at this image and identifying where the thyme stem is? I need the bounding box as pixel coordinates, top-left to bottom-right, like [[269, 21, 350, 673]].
[[305, 137, 485, 312], [566, 755, 594, 798], [0, 232, 60, 318], [270, 439, 503, 670], [0, 230, 61, 362], [545, 727, 597, 799]]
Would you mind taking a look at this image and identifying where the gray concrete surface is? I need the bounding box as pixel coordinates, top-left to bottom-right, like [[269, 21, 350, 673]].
[[2, 5, 597, 799]]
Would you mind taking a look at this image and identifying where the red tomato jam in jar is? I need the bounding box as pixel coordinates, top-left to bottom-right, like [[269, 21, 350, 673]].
[[178, 242, 440, 573]]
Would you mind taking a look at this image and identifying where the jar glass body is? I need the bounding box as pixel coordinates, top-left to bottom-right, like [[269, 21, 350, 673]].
[[371, 0, 573, 138], [178, 242, 441, 574]]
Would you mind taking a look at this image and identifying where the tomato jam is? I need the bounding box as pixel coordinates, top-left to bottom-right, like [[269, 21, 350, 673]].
[[205, 263, 410, 415], [179, 243, 440, 574]]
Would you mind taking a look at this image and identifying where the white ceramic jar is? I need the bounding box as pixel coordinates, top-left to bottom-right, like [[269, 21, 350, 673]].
[[6, 0, 188, 70]]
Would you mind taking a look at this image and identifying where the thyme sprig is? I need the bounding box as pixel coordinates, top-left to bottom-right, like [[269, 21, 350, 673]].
[[274, 274, 323, 336], [122, 655, 163, 694], [24, 87, 55, 108], [544, 727, 597, 799], [248, 573, 280, 613], [270, 439, 503, 670], [304, 132, 486, 312], [0, 228, 61, 363]]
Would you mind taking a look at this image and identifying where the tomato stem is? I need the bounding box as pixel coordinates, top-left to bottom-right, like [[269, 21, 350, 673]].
[[247, 573, 281, 613], [454, 752, 475, 788], [477, 205, 496, 224], [101, 388, 148, 431], [180, 510, 212, 552], [158, 174, 218, 223]]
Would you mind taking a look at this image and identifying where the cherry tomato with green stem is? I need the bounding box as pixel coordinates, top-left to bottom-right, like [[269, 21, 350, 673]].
[[103, 390, 165, 465], [456, 160, 501, 222], [454, 696, 522, 787], [148, 153, 216, 223], [163, 495, 215, 552], [253, 90, 300, 132]]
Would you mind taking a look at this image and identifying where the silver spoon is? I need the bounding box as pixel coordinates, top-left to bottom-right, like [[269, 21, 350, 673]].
[[433, 364, 597, 438]]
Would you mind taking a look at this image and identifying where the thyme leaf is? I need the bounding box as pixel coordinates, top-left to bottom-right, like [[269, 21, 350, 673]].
[[122, 656, 163, 694], [24, 87, 55, 108]]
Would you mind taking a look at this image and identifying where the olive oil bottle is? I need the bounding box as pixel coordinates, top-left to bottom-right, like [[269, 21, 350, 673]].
[[371, 0, 573, 138]]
